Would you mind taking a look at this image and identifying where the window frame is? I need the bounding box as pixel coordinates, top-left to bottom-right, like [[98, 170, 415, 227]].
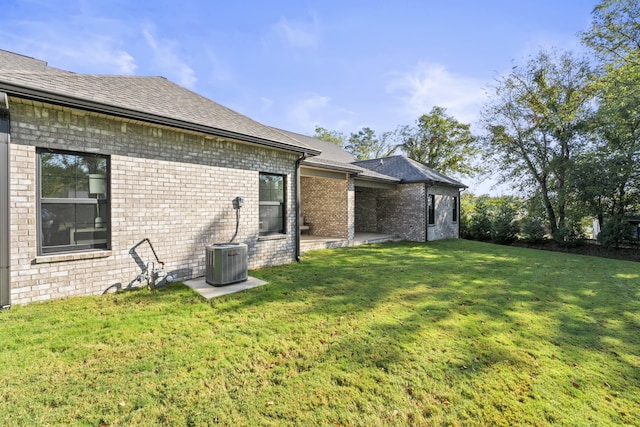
[[37, 149, 110, 255], [428, 194, 435, 225], [258, 172, 286, 236], [452, 196, 458, 223]]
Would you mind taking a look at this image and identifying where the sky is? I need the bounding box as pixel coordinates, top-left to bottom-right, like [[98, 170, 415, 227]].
[[1, 0, 600, 194]]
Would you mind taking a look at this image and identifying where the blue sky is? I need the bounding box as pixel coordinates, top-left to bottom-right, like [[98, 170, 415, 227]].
[[2, 0, 599, 193]]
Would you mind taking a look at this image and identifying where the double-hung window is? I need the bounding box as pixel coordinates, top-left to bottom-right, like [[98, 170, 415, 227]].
[[38, 149, 109, 254], [259, 173, 285, 235]]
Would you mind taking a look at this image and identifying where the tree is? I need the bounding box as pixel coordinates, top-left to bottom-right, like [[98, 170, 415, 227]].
[[466, 195, 493, 241], [345, 127, 398, 160], [578, 0, 640, 225], [598, 215, 635, 247], [491, 201, 519, 244], [313, 126, 345, 147], [481, 50, 595, 239], [582, 0, 640, 69], [398, 106, 480, 177]]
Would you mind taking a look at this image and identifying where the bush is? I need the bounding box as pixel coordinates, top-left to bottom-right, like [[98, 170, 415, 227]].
[[468, 199, 492, 241], [597, 216, 635, 247], [491, 203, 519, 244], [553, 219, 585, 247], [519, 216, 546, 243]]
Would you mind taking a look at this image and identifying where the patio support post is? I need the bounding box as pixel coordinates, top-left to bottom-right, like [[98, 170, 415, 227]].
[[0, 92, 10, 308]]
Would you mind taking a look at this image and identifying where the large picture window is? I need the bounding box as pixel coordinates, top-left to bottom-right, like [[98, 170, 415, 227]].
[[259, 173, 285, 235], [38, 150, 109, 254]]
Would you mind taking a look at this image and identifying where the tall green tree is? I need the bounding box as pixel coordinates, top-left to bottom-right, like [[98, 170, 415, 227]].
[[312, 126, 346, 147], [481, 50, 596, 237], [345, 127, 398, 160], [398, 106, 480, 177], [577, 0, 640, 224], [582, 0, 640, 69]]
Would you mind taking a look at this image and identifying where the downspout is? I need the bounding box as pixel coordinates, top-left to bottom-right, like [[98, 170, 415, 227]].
[[425, 184, 431, 242], [295, 152, 307, 262], [458, 187, 466, 239], [0, 92, 11, 308]]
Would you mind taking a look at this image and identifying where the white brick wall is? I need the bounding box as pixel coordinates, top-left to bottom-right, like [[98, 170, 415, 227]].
[[8, 98, 298, 304]]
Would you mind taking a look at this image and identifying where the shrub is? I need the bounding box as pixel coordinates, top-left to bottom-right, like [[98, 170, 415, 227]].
[[491, 203, 519, 244], [553, 219, 585, 247], [468, 198, 492, 241], [519, 216, 546, 243], [597, 216, 635, 247]]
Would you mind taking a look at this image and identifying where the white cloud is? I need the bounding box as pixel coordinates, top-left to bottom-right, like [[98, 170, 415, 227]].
[[260, 97, 274, 113], [288, 93, 331, 129], [57, 37, 137, 74], [142, 24, 197, 88], [386, 62, 487, 125], [271, 14, 320, 48], [202, 46, 233, 83], [0, 21, 137, 75]]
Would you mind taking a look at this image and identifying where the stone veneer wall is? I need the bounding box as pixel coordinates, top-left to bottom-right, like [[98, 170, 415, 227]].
[[8, 98, 299, 304], [300, 176, 349, 238], [428, 184, 460, 241]]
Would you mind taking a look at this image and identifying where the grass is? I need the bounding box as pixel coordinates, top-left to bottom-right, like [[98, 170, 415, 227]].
[[1, 240, 639, 426]]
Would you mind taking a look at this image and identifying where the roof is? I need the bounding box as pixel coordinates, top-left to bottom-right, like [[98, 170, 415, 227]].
[[353, 155, 467, 188], [275, 128, 400, 183], [274, 128, 362, 173], [0, 49, 319, 155]]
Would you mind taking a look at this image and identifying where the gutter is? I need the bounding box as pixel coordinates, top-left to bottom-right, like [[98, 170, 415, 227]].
[[295, 152, 307, 262], [0, 82, 322, 157], [0, 92, 10, 308]]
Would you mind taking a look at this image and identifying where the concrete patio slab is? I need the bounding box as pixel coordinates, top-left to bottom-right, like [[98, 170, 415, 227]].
[[183, 276, 267, 299]]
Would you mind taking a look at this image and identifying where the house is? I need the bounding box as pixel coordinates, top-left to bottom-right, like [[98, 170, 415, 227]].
[[0, 49, 465, 307], [353, 156, 467, 241], [0, 50, 320, 306], [276, 130, 467, 250]]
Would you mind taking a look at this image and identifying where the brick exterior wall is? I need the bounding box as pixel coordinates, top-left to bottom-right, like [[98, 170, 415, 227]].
[[8, 98, 299, 304], [354, 187, 378, 233], [300, 176, 349, 238], [378, 183, 427, 241], [354, 183, 460, 242]]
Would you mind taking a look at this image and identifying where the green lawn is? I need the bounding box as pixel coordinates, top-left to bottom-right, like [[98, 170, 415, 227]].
[[1, 240, 639, 426]]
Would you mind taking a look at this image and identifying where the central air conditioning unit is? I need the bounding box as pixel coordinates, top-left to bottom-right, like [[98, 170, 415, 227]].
[[205, 243, 248, 286]]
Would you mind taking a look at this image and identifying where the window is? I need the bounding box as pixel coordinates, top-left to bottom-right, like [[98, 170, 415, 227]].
[[38, 150, 109, 254], [428, 194, 435, 225], [259, 173, 285, 235], [453, 196, 458, 223]]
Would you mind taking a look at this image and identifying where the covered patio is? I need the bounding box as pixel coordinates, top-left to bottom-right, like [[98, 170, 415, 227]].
[[300, 232, 399, 254]]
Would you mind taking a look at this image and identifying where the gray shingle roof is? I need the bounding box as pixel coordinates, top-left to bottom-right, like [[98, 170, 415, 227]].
[[274, 128, 361, 172], [0, 50, 55, 72], [354, 155, 467, 188], [0, 50, 318, 154], [274, 128, 400, 182]]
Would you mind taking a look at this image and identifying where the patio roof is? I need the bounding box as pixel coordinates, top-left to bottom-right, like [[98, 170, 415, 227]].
[[354, 155, 467, 188]]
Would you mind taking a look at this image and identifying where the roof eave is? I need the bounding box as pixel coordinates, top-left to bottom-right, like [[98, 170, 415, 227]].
[[402, 178, 467, 188], [355, 175, 400, 184], [301, 160, 362, 174], [0, 81, 321, 155]]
